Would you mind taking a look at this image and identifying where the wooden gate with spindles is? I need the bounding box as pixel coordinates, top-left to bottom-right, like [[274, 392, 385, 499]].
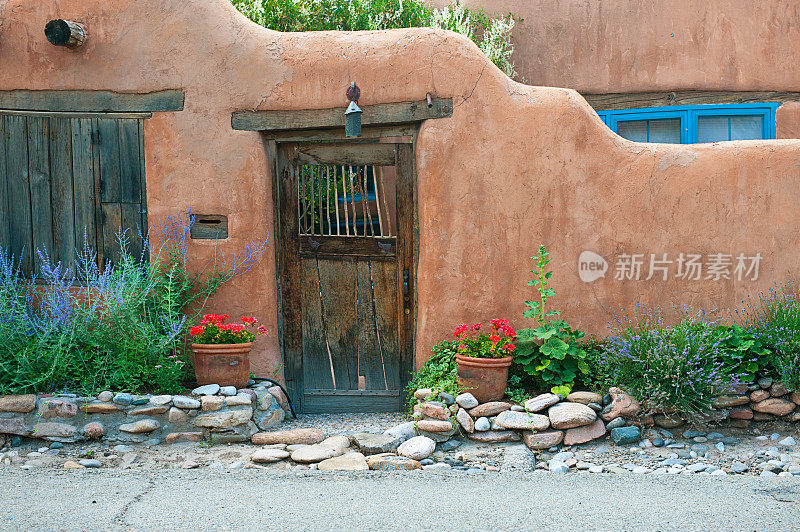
[[274, 141, 416, 413]]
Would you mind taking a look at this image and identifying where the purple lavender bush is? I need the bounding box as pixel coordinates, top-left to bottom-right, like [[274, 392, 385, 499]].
[[0, 211, 267, 395]]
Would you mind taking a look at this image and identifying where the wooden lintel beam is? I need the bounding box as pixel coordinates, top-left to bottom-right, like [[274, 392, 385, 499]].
[[231, 97, 453, 132], [583, 90, 800, 111], [0, 90, 185, 113]]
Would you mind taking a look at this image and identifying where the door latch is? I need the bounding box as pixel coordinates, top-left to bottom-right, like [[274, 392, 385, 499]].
[[403, 268, 410, 315]]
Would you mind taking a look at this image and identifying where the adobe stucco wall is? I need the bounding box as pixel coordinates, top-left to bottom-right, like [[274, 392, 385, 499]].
[[435, 0, 800, 93], [1, 0, 800, 379]]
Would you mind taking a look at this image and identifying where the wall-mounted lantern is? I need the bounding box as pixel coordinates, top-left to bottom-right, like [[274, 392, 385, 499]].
[[45, 19, 86, 49], [344, 82, 362, 138]]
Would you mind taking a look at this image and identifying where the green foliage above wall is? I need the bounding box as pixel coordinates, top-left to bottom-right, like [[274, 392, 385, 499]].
[[231, 0, 517, 78]]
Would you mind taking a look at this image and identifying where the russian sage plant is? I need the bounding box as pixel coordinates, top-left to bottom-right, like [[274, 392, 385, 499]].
[[597, 308, 739, 416]]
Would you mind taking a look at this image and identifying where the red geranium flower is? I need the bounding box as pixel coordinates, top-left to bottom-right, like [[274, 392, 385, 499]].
[[190, 326, 204, 336], [489, 334, 501, 343]]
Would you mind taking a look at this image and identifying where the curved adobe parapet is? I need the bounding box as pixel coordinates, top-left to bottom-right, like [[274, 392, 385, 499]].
[[1, 0, 800, 371]]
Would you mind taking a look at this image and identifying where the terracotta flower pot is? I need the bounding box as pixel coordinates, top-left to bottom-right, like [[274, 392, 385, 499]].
[[191, 342, 252, 389], [456, 354, 513, 403]]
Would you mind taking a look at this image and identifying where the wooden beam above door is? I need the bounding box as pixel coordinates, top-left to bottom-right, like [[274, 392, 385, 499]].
[[0, 90, 185, 113], [231, 97, 453, 132]]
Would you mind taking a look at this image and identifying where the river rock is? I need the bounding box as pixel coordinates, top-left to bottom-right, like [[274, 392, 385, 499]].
[[567, 391, 603, 405], [751, 398, 795, 416], [97, 391, 113, 402], [711, 395, 750, 408], [252, 428, 325, 445], [149, 395, 173, 405], [119, 419, 159, 433], [192, 384, 221, 396], [79, 459, 101, 468], [610, 426, 641, 445], [194, 408, 252, 429], [418, 402, 450, 420], [524, 393, 560, 413], [318, 452, 369, 471], [225, 394, 252, 407], [351, 433, 401, 454], [564, 418, 606, 445], [319, 435, 351, 453], [201, 396, 225, 412], [384, 422, 416, 442], [750, 389, 770, 402], [601, 388, 641, 421], [165, 432, 204, 443], [413, 388, 433, 401], [251, 448, 290, 463], [33, 422, 76, 439], [112, 393, 133, 406], [469, 402, 511, 418], [467, 430, 521, 443], [63, 460, 84, 469], [522, 430, 564, 450], [548, 402, 597, 429], [474, 417, 491, 431], [173, 396, 201, 409], [653, 413, 685, 428], [254, 408, 285, 430], [416, 419, 453, 432], [83, 422, 104, 439], [0, 394, 36, 413], [128, 405, 168, 416], [367, 454, 421, 470], [291, 444, 341, 463], [456, 408, 474, 433], [397, 436, 435, 460], [495, 410, 550, 431], [219, 386, 237, 396], [37, 398, 77, 419], [79, 403, 118, 414], [456, 393, 479, 409]]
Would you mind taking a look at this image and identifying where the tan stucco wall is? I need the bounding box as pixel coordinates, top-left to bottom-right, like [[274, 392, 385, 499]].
[[434, 0, 800, 92], [2, 0, 800, 379]]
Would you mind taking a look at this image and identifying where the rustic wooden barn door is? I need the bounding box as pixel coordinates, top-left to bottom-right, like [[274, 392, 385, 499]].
[[276, 142, 415, 413]]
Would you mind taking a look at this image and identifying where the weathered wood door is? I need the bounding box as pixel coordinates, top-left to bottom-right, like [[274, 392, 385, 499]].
[[275, 142, 416, 413], [0, 113, 147, 276]]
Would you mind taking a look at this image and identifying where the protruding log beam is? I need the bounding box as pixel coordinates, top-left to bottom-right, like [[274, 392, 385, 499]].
[[45, 19, 86, 49]]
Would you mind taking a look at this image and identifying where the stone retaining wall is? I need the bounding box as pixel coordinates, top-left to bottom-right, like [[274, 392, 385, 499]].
[[0, 382, 291, 446], [408, 379, 800, 452]]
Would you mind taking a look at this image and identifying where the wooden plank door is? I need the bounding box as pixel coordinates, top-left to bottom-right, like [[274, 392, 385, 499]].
[[0, 113, 147, 277], [275, 142, 416, 413]]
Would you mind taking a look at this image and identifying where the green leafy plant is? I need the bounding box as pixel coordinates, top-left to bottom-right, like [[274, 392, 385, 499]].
[[738, 283, 800, 391], [513, 246, 589, 396], [405, 340, 460, 411], [712, 324, 772, 383], [231, 0, 517, 78]]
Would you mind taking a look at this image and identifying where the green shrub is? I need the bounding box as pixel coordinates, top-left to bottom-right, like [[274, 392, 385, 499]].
[[231, 0, 517, 78], [405, 340, 460, 410], [514, 246, 589, 396], [739, 284, 800, 391]]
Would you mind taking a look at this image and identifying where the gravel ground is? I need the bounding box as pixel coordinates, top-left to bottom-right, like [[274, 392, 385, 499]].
[[280, 412, 407, 435], [1, 468, 798, 531]]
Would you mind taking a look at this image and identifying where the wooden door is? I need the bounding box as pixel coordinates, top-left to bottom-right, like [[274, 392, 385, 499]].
[[275, 142, 416, 413], [0, 113, 147, 276]]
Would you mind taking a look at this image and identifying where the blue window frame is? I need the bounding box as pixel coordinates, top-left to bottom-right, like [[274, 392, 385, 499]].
[[597, 103, 778, 144]]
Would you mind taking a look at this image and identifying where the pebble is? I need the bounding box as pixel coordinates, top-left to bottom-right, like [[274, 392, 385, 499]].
[[455, 393, 479, 409], [588, 465, 604, 473], [770, 433, 782, 441], [716, 442, 725, 452], [606, 418, 626, 430], [219, 386, 237, 396], [49, 442, 64, 449], [192, 384, 220, 396], [113, 393, 133, 406], [78, 459, 101, 468], [437, 392, 455, 405], [474, 417, 491, 431], [182, 461, 200, 469], [778, 437, 796, 447], [682, 430, 705, 439], [549, 462, 569, 474], [652, 438, 664, 447]]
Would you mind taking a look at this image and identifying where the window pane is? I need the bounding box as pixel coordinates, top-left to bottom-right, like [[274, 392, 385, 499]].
[[698, 116, 730, 142], [730, 115, 763, 140], [648, 118, 681, 143], [616, 120, 647, 142]]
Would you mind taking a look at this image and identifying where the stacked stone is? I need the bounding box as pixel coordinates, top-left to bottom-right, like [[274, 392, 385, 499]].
[[0, 382, 290, 446], [248, 421, 456, 471], [408, 383, 800, 452], [651, 378, 800, 430]]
